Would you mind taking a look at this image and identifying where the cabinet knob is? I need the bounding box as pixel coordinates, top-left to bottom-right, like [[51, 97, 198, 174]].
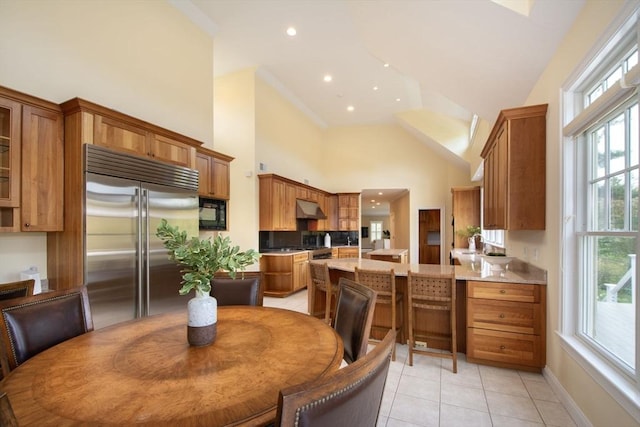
[[500, 289, 506, 294], [24, 223, 30, 228], [500, 345, 506, 350], [499, 313, 505, 318]]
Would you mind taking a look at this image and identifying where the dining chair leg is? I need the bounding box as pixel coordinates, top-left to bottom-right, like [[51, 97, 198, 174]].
[[324, 285, 332, 325]]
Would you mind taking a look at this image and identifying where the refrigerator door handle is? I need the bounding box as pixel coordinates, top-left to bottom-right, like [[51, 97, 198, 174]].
[[140, 187, 150, 317]]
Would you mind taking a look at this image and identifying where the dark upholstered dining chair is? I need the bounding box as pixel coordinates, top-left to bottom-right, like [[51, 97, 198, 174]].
[[0, 280, 35, 301], [332, 277, 377, 365], [211, 277, 262, 306], [275, 329, 395, 427], [0, 286, 93, 377]]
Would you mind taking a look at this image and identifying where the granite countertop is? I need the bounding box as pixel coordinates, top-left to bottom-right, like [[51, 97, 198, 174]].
[[314, 258, 455, 279], [368, 248, 408, 256], [451, 248, 547, 284], [312, 252, 547, 285]]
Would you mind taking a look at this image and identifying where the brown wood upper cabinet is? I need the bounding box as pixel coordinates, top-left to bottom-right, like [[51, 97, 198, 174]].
[[258, 174, 336, 231], [62, 98, 199, 169], [0, 87, 63, 232], [196, 147, 233, 199], [481, 104, 547, 230], [259, 174, 297, 231], [337, 193, 359, 231]]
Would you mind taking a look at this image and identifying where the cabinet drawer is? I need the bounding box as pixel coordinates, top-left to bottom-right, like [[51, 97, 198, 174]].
[[467, 281, 540, 303], [467, 299, 541, 335], [293, 252, 310, 263], [467, 328, 543, 368]]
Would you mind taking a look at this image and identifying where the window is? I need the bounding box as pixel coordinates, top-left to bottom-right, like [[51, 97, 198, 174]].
[[370, 221, 382, 241], [562, 5, 640, 416]]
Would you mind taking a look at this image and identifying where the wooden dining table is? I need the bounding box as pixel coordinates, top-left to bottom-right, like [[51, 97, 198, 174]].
[[1, 306, 344, 426]]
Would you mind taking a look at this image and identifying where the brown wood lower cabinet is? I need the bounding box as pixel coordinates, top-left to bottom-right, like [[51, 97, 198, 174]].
[[260, 252, 309, 297], [466, 280, 546, 371]]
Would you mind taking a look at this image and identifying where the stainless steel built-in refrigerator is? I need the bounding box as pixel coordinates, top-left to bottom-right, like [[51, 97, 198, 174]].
[[84, 145, 199, 329]]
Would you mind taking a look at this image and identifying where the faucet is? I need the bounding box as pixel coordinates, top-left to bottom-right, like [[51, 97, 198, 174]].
[[347, 236, 351, 246]]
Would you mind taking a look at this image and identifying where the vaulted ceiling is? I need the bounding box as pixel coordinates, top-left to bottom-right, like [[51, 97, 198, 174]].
[[175, 0, 585, 213]]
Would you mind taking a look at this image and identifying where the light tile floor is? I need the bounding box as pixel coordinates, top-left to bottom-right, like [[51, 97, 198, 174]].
[[264, 290, 578, 427]]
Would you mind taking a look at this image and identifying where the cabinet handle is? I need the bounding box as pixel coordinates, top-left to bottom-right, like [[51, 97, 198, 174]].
[[499, 313, 505, 318], [500, 289, 506, 294]]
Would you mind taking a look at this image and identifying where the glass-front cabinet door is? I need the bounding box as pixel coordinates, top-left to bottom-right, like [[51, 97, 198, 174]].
[[0, 97, 21, 230]]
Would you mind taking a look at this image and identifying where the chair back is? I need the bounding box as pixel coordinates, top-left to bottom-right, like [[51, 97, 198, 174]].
[[406, 270, 457, 372], [0, 280, 35, 301], [308, 262, 335, 323], [276, 329, 395, 426], [354, 267, 395, 298], [333, 277, 377, 364], [211, 278, 262, 306], [0, 286, 93, 376]]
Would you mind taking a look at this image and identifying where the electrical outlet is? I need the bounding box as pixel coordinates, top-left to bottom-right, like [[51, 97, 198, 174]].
[[523, 247, 528, 258], [533, 248, 539, 262], [415, 341, 427, 348]]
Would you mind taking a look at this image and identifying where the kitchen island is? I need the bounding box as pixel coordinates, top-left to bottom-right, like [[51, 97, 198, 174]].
[[368, 248, 408, 263], [311, 255, 547, 371]]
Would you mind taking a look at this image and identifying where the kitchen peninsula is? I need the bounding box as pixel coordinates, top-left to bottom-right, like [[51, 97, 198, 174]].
[[312, 255, 547, 371]]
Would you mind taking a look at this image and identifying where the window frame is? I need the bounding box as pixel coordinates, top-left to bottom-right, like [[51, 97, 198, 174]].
[[560, 3, 640, 420]]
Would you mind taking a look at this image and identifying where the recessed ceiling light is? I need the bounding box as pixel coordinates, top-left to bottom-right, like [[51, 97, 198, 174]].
[[396, 98, 401, 102], [373, 86, 379, 91], [376, 202, 381, 206], [323, 75, 332, 82], [370, 199, 375, 203], [286, 27, 297, 36], [378, 192, 383, 195], [383, 63, 390, 68], [347, 105, 355, 112]]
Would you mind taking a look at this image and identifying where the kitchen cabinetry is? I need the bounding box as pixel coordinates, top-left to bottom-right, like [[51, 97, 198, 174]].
[[466, 280, 546, 371], [338, 193, 359, 231], [259, 175, 297, 231], [0, 87, 63, 232], [337, 246, 359, 258], [452, 187, 481, 248], [64, 98, 198, 169], [48, 98, 209, 290], [481, 104, 547, 230], [260, 252, 309, 297], [196, 147, 233, 199]]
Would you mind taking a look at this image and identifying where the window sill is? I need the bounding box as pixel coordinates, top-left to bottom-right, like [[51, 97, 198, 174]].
[[557, 331, 640, 423]]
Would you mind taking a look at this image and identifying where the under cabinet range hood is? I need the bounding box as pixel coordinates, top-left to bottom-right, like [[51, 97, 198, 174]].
[[296, 199, 327, 220]]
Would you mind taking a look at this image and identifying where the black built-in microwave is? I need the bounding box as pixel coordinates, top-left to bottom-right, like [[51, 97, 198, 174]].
[[199, 197, 227, 230]]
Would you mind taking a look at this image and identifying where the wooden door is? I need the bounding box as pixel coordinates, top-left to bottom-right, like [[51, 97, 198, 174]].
[[149, 134, 193, 167], [94, 114, 148, 157], [211, 157, 230, 199], [418, 209, 441, 264]]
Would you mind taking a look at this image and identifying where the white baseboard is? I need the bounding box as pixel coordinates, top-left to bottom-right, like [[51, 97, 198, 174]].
[[543, 366, 593, 427]]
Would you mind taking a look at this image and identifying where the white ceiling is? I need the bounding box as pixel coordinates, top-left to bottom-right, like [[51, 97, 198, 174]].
[[177, 0, 584, 216], [186, 0, 584, 129]]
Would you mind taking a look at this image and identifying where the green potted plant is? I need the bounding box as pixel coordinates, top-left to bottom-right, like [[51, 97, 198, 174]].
[[457, 225, 482, 251], [156, 219, 260, 346]]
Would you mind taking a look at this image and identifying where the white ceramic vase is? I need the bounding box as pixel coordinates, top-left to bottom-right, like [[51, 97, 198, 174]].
[[187, 289, 217, 346]]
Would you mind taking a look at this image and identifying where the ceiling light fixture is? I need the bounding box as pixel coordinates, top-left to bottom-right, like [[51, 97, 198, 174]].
[[373, 86, 379, 91], [396, 98, 401, 102], [347, 105, 355, 112], [286, 27, 297, 36], [323, 75, 332, 82]]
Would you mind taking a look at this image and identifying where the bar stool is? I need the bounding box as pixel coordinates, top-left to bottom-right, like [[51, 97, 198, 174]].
[[353, 267, 401, 361], [407, 270, 457, 373], [308, 262, 338, 324]]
